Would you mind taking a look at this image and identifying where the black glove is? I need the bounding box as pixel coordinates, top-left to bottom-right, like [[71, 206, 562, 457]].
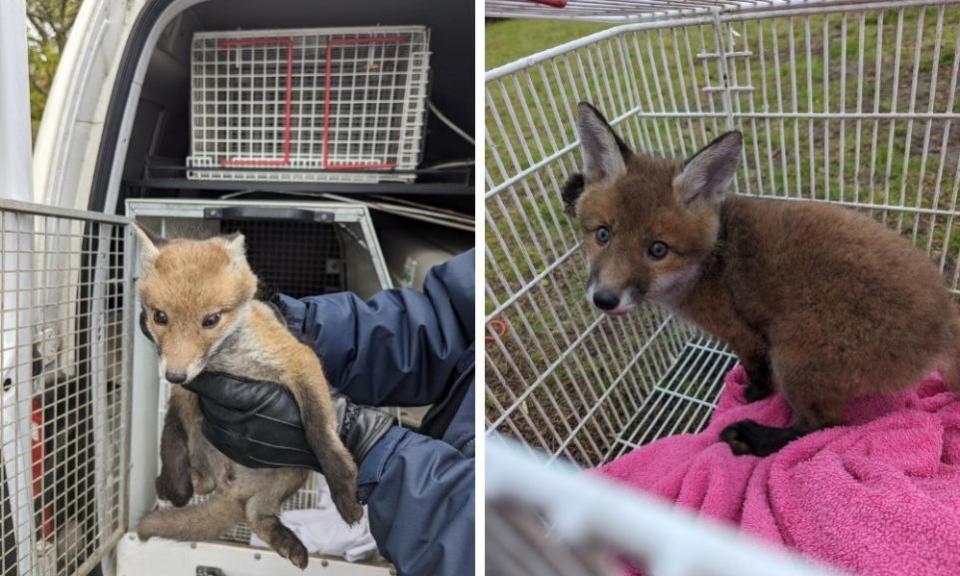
[[183, 372, 396, 471]]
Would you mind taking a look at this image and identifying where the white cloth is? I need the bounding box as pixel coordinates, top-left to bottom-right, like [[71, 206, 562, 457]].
[[249, 480, 378, 562]]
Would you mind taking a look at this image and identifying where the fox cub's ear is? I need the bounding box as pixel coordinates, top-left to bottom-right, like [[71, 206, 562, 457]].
[[677, 131, 743, 208], [561, 173, 585, 217], [576, 102, 632, 184], [133, 223, 167, 271], [221, 232, 248, 264]]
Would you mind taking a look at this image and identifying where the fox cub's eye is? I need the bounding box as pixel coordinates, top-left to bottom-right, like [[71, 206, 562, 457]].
[[648, 241, 669, 260], [202, 312, 222, 329], [153, 310, 168, 325], [595, 226, 611, 246]]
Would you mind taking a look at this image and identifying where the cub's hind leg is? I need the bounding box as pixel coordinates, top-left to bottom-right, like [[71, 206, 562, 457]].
[[245, 496, 310, 569], [137, 492, 243, 542]]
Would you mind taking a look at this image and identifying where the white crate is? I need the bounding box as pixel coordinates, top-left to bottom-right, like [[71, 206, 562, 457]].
[[126, 199, 393, 557], [187, 26, 431, 184]]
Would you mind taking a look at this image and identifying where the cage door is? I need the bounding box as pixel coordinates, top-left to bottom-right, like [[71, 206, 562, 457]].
[[0, 200, 132, 576]]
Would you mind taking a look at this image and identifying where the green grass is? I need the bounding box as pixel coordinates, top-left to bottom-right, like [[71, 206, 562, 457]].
[[485, 18, 612, 70]]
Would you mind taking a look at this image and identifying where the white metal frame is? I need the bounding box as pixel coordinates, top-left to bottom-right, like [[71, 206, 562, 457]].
[[486, 437, 844, 576], [187, 26, 431, 184], [485, 0, 960, 572], [116, 537, 394, 576], [1, 5, 38, 574]]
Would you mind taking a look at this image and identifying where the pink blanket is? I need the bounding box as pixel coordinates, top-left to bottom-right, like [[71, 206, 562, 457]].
[[597, 365, 960, 576]]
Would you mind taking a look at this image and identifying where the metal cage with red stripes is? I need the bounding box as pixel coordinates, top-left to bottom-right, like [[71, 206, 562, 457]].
[[187, 26, 431, 184]]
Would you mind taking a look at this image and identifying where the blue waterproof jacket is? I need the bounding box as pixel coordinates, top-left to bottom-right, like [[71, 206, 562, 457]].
[[275, 249, 475, 576]]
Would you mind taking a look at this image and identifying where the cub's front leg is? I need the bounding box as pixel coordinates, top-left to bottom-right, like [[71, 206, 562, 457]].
[[290, 349, 363, 525], [254, 302, 363, 524]]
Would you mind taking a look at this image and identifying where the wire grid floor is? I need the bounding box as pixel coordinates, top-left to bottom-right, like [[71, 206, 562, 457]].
[[486, 1, 960, 469], [188, 26, 430, 184], [0, 202, 129, 576]]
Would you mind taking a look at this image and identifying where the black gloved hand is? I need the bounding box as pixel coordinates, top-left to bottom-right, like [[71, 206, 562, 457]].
[[183, 372, 396, 471]]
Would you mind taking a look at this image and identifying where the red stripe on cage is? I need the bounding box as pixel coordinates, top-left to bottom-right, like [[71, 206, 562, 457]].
[[528, 0, 567, 6], [323, 36, 408, 171], [219, 37, 294, 168], [31, 397, 52, 538]]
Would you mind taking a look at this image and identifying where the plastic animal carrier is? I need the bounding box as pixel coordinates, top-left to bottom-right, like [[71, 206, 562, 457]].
[[0, 198, 395, 576], [187, 26, 431, 184], [484, 0, 960, 573]]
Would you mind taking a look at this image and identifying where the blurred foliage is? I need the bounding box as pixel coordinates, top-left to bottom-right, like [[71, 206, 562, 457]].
[[27, 0, 82, 138]]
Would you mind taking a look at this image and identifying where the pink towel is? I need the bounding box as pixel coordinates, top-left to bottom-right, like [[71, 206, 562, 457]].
[[597, 365, 960, 576]]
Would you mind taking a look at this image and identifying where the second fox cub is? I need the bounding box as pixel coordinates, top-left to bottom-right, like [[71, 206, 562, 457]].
[[133, 225, 362, 569], [564, 102, 960, 456]]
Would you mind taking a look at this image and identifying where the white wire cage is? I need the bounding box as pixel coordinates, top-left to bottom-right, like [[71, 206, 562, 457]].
[[187, 26, 431, 184], [0, 199, 130, 576], [126, 199, 393, 556], [485, 0, 960, 572]]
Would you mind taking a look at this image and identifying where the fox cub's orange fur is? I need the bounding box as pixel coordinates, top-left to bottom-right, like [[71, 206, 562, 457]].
[[133, 225, 362, 569], [564, 102, 960, 456]]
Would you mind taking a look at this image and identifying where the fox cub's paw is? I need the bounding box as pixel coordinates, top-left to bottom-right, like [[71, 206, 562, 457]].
[[333, 493, 365, 526], [275, 531, 310, 570], [720, 420, 769, 456], [136, 511, 162, 542], [721, 419, 802, 457], [155, 474, 193, 508]]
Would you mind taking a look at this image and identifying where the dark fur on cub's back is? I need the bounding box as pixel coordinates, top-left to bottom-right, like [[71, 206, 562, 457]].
[[713, 196, 960, 393], [566, 101, 960, 456]]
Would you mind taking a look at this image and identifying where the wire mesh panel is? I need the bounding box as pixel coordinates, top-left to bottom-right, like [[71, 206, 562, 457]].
[[217, 219, 346, 298], [0, 200, 129, 576], [188, 26, 431, 184], [485, 1, 960, 469]]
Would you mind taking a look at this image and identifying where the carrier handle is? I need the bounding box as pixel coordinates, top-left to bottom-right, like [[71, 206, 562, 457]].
[[203, 206, 335, 223]]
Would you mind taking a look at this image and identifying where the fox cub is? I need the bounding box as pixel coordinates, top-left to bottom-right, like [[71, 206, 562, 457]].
[[564, 102, 960, 456], [133, 225, 362, 569]]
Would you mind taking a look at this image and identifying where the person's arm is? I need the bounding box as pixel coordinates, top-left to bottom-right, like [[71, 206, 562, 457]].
[[275, 249, 475, 407], [359, 426, 475, 576], [184, 375, 476, 576]]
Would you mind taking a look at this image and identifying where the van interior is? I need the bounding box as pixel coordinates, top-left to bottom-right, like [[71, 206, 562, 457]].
[[117, 0, 475, 285]]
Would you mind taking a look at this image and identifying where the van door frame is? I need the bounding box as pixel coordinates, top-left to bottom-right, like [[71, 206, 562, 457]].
[[0, 3, 40, 574]]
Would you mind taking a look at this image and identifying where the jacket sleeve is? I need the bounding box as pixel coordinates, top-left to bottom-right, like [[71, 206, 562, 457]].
[[276, 249, 475, 407], [358, 426, 475, 576]]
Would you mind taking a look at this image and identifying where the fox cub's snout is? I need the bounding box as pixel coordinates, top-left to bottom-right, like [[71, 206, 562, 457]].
[[563, 102, 742, 314], [134, 224, 257, 385]]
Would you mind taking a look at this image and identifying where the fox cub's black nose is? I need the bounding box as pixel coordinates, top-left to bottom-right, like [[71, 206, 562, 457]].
[[165, 371, 187, 384], [593, 290, 620, 311]]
